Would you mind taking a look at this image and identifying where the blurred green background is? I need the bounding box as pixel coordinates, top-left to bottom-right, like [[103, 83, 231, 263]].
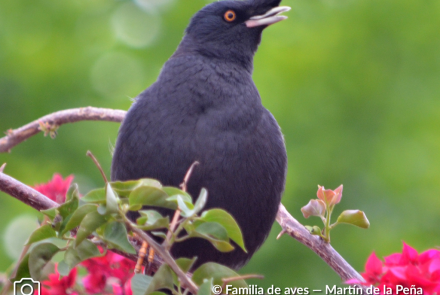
[[1, 0, 440, 290]]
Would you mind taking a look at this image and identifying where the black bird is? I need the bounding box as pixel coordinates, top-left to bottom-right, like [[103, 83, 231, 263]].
[[111, 0, 289, 270]]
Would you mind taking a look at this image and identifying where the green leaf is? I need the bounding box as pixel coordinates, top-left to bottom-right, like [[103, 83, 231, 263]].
[[58, 193, 79, 220], [137, 216, 148, 225], [97, 204, 107, 215], [129, 186, 173, 211], [145, 264, 175, 294], [198, 278, 213, 295], [131, 274, 153, 295], [66, 183, 79, 202], [336, 210, 370, 229], [29, 243, 60, 280], [25, 224, 57, 245], [75, 211, 108, 247], [176, 257, 197, 273], [139, 210, 164, 223], [305, 225, 322, 235], [193, 262, 247, 289], [40, 208, 57, 220], [162, 187, 191, 198], [137, 210, 169, 231], [103, 183, 120, 214], [166, 195, 194, 209], [52, 215, 63, 232], [193, 188, 208, 215], [12, 254, 31, 282], [61, 240, 101, 275], [177, 195, 195, 217], [163, 187, 193, 206], [195, 222, 228, 241], [188, 222, 234, 252], [59, 214, 72, 236], [57, 260, 70, 277], [111, 179, 162, 197], [102, 221, 136, 254], [74, 239, 102, 259], [81, 188, 106, 204], [139, 179, 163, 188], [151, 231, 167, 239], [61, 204, 97, 236], [201, 209, 247, 252]]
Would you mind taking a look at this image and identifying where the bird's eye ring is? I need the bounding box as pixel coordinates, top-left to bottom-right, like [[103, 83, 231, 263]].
[[224, 10, 236, 22]]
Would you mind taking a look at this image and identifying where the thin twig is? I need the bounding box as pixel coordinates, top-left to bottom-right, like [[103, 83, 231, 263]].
[[0, 163, 6, 173], [165, 162, 200, 248], [125, 218, 199, 294], [276, 204, 365, 283], [180, 161, 199, 192], [86, 151, 108, 184], [0, 107, 126, 153], [0, 172, 163, 272], [0, 171, 197, 293]]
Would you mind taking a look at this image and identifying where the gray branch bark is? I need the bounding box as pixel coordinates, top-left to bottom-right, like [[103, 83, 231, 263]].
[[276, 204, 364, 282], [0, 107, 126, 153]]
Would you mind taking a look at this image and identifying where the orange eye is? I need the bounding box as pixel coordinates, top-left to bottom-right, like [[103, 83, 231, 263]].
[[224, 10, 236, 22]]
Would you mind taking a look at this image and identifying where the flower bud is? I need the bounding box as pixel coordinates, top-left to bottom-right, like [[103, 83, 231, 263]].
[[317, 185, 343, 206], [301, 199, 326, 218]]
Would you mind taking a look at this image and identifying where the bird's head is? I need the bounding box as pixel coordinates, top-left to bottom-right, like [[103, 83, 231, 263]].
[[178, 0, 290, 70]]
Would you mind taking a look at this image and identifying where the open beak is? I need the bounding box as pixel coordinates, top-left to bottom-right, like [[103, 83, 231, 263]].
[[245, 6, 291, 28]]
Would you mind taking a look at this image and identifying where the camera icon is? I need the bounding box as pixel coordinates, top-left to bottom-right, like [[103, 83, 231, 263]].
[[13, 278, 40, 295]]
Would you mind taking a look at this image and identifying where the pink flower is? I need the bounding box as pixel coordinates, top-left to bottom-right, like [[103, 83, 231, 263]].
[[82, 271, 107, 294], [347, 243, 440, 295], [80, 248, 136, 294], [317, 185, 343, 206], [34, 174, 74, 204], [113, 279, 133, 295], [41, 265, 77, 295]]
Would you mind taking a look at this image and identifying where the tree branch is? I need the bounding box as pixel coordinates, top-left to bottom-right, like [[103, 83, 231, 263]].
[[0, 170, 198, 293], [0, 170, 164, 270], [0, 107, 364, 283], [0, 107, 126, 153], [277, 204, 365, 282], [0, 171, 59, 211], [127, 221, 199, 294]]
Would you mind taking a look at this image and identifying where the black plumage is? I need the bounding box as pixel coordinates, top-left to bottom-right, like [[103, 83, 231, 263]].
[[111, 0, 289, 270]]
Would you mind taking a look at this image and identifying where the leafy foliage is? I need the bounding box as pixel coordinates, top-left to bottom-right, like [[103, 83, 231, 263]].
[[301, 185, 369, 242], [13, 177, 247, 295]]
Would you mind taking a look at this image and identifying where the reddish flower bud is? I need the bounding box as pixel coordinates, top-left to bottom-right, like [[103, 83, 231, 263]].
[[301, 199, 326, 218], [317, 185, 343, 206]]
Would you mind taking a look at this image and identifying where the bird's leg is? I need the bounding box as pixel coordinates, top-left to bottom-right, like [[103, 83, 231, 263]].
[[133, 234, 156, 275], [135, 240, 148, 274], [145, 247, 155, 275]]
